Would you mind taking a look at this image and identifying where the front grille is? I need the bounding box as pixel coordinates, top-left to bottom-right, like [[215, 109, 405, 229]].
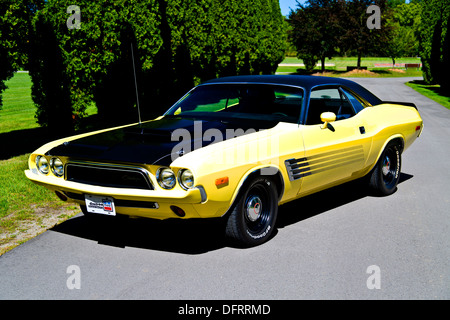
[[66, 162, 154, 190]]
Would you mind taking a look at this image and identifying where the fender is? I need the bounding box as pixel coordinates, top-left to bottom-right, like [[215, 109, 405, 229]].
[[222, 165, 285, 217], [369, 134, 405, 173]]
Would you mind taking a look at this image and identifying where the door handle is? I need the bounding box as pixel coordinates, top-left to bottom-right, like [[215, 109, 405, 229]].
[[359, 126, 366, 134]]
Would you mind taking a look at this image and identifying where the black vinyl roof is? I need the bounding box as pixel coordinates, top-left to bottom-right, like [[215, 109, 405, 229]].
[[203, 75, 382, 106]]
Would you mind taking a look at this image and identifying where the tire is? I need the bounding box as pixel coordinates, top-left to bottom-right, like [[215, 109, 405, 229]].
[[225, 176, 278, 247], [369, 141, 402, 196]]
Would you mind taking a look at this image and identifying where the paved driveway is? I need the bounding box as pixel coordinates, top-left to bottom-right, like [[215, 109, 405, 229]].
[[0, 77, 448, 300]]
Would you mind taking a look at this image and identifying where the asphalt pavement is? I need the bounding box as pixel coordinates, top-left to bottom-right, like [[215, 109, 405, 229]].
[[0, 77, 448, 300]]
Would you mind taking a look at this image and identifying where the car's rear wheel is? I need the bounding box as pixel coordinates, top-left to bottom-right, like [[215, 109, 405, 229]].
[[369, 141, 402, 196], [225, 176, 278, 247]]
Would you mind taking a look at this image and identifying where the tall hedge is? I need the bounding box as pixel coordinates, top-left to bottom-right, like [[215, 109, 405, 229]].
[[418, 0, 449, 85], [29, 0, 162, 132], [27, 0, 286, 132]]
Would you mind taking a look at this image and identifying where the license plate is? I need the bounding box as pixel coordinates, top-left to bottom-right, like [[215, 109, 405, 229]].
[[85, 195, 116, 216]]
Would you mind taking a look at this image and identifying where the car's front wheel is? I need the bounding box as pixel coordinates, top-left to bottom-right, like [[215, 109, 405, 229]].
[[225, 176, 278, 247], [369, 141, 402, 196]]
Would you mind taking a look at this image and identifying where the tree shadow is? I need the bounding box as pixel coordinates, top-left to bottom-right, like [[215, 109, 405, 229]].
[[0, 114, 118, 160], [0, 127, 53, 160], [370, 69, 392, 76], [50, 173, 413, 254], [408, 80, 450, 98]]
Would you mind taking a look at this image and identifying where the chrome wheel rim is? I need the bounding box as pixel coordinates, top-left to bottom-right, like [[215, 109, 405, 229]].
[[246, 195, 262, 222], [382, 148, 398, 188], [382, 156, 391, 176], [244, 184, 271, 235]]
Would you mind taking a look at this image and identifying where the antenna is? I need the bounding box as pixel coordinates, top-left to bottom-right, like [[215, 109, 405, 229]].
[[131, 42, 142, 125]]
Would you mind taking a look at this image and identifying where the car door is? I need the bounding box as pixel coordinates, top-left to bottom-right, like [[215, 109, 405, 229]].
[[296, 86, 372, 195]]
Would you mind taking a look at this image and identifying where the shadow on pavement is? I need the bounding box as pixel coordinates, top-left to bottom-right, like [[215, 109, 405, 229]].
[[51, 173, 413, 254], [277, 172, 413, 228], [51, 214, 228, 254]]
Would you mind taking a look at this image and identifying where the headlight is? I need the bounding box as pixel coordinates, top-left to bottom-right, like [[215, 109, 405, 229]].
[[50, 157, 64, 177], [36, 156, 49, 175], [156, 167, 176, 189], [178, 169, 194, 190]]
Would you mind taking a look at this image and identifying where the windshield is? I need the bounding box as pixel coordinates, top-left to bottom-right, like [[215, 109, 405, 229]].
[[165, 84, 304, 123]]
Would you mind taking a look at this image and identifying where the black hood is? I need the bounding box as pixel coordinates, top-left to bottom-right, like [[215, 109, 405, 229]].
[[46, 116, 279, 166]]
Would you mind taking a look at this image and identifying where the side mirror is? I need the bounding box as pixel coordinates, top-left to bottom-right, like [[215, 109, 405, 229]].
[[320, 112, 336, 130]]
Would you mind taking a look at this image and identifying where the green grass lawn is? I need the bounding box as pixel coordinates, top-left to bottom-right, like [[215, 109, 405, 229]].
[[0, 154, 75, 220], [0, 73, 79, 255], [406, 81, 450, 110], [0, 73, 45, 219], [0, 152, 79, 255], [0, 72, 39, 134]]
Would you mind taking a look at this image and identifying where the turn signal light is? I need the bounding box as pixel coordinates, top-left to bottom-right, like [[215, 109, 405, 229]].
[[215, 177, 229, 187]]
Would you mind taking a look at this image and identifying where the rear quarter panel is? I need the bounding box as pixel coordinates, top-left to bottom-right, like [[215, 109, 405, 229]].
[[362, 104, 423, 171]]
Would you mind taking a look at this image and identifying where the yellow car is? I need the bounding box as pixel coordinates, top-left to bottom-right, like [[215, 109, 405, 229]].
[[25, 75, 423, 246]]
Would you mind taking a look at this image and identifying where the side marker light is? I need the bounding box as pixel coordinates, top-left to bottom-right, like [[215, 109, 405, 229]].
[[215, 177, 229, 187]]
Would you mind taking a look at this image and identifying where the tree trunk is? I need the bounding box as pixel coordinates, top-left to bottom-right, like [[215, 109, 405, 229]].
[[357, 51, 362, 69], [321, 56, 326, 73]]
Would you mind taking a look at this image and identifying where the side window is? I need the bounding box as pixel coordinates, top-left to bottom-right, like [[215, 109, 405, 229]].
[[340, 88, 365, 113], [306, 87, 355, 125], [272, 87, 303, 122]]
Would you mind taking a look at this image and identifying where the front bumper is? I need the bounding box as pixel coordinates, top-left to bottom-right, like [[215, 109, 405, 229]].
[[25, 169, 207, 219]]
